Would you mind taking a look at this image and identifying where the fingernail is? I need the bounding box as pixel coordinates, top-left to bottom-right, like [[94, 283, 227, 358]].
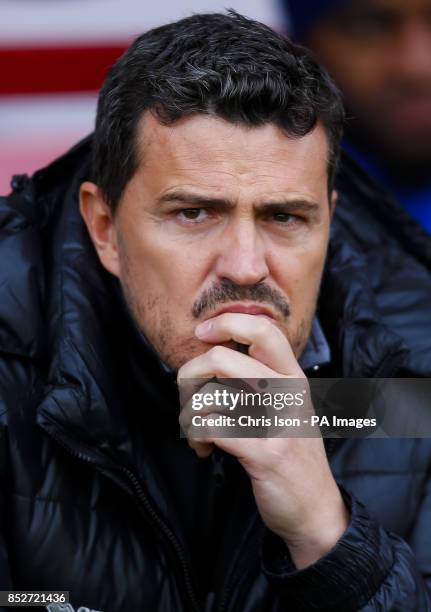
[[195, 320, 212, 337]]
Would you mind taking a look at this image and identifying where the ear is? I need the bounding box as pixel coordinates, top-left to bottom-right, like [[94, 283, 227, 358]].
[[79, 181, 120, 277], [329, 190, 338, 220]]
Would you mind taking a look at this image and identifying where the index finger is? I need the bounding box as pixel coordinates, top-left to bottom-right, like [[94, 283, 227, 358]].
[[195, 313, 303, 376]]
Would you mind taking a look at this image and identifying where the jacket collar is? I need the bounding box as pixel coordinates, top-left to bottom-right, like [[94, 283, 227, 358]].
[[319, 222, 409, 378]]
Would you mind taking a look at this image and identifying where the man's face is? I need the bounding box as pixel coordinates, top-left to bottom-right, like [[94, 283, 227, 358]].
[[307, 0, 431, 168], [82, 114, 333, 370]]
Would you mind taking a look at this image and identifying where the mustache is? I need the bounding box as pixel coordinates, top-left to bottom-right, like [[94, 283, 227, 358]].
[[192, 280, 290, 319]]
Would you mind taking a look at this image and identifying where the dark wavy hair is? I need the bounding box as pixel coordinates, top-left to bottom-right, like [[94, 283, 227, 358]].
[[93, 10, 344, 211]]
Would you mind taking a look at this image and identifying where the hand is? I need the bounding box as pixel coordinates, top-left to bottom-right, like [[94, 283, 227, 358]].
[[178, 313, 349, 569]]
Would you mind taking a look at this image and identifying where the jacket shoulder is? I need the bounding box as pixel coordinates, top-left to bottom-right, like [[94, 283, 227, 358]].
[[0, 136, 93, 362], [0, 136, 94, 426], [334, 153, 431, 376]]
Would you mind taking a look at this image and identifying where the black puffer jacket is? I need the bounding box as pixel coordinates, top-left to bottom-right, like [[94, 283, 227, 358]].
[[333, 152, 431, 377], [0, 137, 430, 612]]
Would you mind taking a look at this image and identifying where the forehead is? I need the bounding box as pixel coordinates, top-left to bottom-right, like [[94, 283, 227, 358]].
[[132, 113, 330, 202]]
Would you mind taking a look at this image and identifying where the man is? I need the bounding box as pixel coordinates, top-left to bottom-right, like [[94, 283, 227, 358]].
[[284, 0, 431, 232], [0, 11, 430, 612]]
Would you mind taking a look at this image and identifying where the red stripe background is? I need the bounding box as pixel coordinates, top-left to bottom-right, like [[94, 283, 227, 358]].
[[0, 44, 129, 94]]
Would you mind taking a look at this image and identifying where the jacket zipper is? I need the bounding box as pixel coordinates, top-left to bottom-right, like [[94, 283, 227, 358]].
[[216, 494, 261, 612], [40, 423, 200, 612], [217, 532, 255, 612]]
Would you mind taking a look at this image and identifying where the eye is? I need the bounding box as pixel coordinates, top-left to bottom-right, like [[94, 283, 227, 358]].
[[177, 208, 209, 222], [271, 212, 299, 224]]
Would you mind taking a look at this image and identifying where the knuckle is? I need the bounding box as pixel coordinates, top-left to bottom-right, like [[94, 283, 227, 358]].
[[177, 364, 189, 381], [254, 318, 271, 339], [208, 345, 228, 369]]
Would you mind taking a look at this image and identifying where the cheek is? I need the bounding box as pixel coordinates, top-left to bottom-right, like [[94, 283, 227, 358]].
[[281, 247, 326, 356], [120, 228, 201, 301], [275, 238, 328, 301], [119, 242, 212, 345]]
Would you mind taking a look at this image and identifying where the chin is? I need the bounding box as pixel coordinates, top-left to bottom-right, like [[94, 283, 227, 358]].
[[288, 320, 312, 361], [159, 337, 211, 371]]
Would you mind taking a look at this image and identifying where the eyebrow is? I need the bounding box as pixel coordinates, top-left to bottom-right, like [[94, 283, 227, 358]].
[[157, 189, 321, 214], [158, 190, 232, 209]]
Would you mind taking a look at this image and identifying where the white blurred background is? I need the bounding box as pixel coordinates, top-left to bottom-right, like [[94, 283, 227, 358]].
[[0, 0, 286, 194]]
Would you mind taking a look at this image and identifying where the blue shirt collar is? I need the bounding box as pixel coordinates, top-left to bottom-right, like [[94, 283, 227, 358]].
[[298, 317, 331, 372]]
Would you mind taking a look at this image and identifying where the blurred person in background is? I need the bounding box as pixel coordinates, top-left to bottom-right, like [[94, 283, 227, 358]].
[[282, 0, 431, 377], [284, 0, 431, 232]]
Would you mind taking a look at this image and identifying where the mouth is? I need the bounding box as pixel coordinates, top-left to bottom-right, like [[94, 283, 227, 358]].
[[211, 303, 276, 320]]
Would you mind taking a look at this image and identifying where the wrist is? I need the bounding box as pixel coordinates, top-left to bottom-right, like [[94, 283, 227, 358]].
[[283, 488, 350, 569], [262, 489, 394, 612]]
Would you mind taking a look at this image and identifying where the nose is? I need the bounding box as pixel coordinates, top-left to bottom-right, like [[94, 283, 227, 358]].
[[214, 219, 269, 286]]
